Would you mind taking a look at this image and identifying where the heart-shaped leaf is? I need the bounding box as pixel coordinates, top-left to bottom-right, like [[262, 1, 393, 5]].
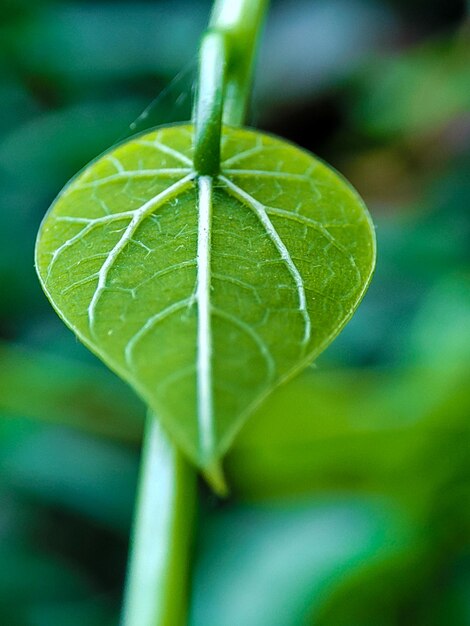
[[35, 125, 375, 474]]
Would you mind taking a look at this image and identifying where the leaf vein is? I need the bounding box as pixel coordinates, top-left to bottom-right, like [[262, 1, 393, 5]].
[[124, 298, 193, 367], [220, 175, 311, 346], [87, 174, 194, 333], [71, 169, 192, 191], [211, 306, 276, 382], [265, 206, 362, 283]]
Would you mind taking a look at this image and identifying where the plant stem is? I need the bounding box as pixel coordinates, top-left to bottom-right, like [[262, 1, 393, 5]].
[[121, 414, 196, 626], [193, 31, 227, 176], [123, 3, 270, 622], [210, 0, 269, 126], [194, 0, 269, 174]]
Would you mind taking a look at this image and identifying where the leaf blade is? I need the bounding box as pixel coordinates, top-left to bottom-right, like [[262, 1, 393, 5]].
[[35, 124, 376, 470]]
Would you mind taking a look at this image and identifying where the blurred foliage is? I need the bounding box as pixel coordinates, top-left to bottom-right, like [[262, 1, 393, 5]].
[[350, 33, 470, 138], [0, 0, 469, 625]]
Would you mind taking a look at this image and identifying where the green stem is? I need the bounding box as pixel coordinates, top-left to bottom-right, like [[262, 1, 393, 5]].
[[194, 0, 269, 174], [121, 414, 196, 626], [193, 31, 227, 176], [122, 3, 270, 622], [210, 0, 269, 126]]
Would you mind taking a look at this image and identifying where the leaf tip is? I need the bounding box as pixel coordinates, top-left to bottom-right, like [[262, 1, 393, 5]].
[[203, 459, 229, 497]]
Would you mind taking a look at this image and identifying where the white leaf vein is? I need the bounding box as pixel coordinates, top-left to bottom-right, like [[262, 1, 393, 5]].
[[220, 175, 312, 346]]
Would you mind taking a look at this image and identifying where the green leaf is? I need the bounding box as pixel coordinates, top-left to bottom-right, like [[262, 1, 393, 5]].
[[35, 124, 375, 475]]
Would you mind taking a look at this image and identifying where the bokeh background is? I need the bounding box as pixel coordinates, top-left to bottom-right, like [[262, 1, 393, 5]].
[[1, 0, 469, 624]]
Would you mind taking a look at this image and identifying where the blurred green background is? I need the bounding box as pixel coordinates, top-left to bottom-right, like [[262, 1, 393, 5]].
[[1, 0, 469, 624]]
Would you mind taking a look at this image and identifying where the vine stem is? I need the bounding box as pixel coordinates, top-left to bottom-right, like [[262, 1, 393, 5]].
[[194, 0, 269, 174], [210, 0, 270, 126], [122, 2, 269, 624], [121, 414, 196, 626]]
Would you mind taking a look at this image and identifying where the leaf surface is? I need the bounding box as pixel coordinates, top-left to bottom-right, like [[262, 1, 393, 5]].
[[35, 125, 375, 471]]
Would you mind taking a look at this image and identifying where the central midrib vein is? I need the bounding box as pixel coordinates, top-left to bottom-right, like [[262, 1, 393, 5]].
[[196, 175, 214, 460]]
